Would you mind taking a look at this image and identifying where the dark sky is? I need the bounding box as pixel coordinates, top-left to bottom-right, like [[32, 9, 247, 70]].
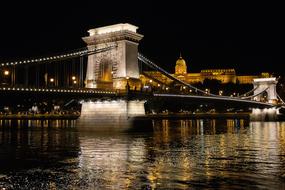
[[0, 1, 284, 75]]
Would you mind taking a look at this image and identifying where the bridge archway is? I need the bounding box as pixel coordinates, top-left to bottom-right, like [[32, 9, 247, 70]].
[[253, 78, 278, 104]]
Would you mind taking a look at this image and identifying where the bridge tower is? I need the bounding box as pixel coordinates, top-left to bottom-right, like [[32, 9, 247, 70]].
[[82, 23, 143, 90], [79, 24, 146, 129], [253, 77, 278, 104]]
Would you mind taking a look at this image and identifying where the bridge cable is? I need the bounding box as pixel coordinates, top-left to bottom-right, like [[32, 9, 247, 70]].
[[0, 45, 117, 67], [277, 93, 285, 104], [240, 87, 269, 100], [237, 86, 259, 98]]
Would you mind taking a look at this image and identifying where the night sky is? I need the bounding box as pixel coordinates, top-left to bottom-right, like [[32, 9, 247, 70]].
[[0, 1, 284, 75]]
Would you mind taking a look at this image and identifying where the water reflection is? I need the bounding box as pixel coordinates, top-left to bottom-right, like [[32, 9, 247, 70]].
[[0, 119, 285, 189]]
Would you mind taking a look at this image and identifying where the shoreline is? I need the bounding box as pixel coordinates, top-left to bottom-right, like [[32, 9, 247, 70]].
[[0, 113, 284, 121], [145, 113, 250, 119], [0, 114, 80, 120]]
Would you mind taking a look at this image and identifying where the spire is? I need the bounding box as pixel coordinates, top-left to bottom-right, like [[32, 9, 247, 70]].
[[179, 52, 182, 58]]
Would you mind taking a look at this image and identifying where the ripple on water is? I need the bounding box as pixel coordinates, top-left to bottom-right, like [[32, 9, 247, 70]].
[[1, 120, 285, 189]]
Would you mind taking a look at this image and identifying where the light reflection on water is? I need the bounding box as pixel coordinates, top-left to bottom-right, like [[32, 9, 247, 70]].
[[0, 119, 285, 189]]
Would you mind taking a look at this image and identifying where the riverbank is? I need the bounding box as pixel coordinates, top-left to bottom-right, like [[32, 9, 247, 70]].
[[145, 113, 251, 119], [0, 114, 80, 120], [144, 112, 285, 121], [1, 112, 284, 121]]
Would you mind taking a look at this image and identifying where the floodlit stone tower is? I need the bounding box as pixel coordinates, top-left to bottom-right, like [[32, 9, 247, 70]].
[[82, 23, 143, 90], [253, 77, 278, 104]]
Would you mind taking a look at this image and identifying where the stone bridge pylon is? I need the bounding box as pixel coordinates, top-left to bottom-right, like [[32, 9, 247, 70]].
[[82, 23, 143, 90], [253, 77, 278, 104]]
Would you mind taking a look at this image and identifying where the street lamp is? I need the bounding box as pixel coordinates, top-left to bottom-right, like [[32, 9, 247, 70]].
[[126, 76, 130, 91], [49, 78, 54, 87], [205, 88, 209, 94], [1, 70, 11, 86], [72, 76, 76, 80]]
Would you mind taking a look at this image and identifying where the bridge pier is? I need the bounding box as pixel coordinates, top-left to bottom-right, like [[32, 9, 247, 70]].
[[250, 108, 279, 121], [77, 100, 146, 131]]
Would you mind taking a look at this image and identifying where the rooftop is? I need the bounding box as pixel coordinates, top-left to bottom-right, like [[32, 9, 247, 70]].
[[88, 23, 138, 36]]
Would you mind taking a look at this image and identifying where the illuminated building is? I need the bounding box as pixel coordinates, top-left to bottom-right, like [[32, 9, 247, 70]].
[[141, 54, 270, 86]]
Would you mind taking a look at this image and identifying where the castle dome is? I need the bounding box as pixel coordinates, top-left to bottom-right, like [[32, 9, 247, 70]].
[[175, 54, 187, 75]]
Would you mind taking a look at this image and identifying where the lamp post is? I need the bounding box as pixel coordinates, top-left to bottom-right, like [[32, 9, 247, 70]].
[[126, 76, 130, 91], [73, 80, 77, 87], [50, 78, 54, 87], [71, 76, 77, 87], [2, 70, 10, 85]]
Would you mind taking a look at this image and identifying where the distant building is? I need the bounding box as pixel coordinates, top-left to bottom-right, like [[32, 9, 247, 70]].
[[141, 55, 270, 86]]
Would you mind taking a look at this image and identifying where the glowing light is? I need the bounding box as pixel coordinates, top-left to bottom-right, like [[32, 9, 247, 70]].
[[72, 76, 76, 80], [4, 70, 9, 76], [157, 84, 160, 87], [73, 80, 77, 84], [149, 80, 152, 83], [50, 78, 54, 82], [183, 86, 186, 89]]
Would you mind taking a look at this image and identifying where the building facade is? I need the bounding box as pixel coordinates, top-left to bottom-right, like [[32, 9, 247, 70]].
[[141, 55, 269, 86]]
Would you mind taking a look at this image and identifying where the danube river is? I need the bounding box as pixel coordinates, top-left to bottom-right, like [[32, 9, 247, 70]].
[[0, 119, 285, 189]]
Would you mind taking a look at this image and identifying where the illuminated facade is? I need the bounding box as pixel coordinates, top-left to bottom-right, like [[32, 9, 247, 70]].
[[175, 54, 187, 75], [142, 55, 270, 86]]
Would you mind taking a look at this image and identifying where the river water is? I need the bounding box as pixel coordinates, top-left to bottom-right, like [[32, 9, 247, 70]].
[[0, 119, 285, 189]]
